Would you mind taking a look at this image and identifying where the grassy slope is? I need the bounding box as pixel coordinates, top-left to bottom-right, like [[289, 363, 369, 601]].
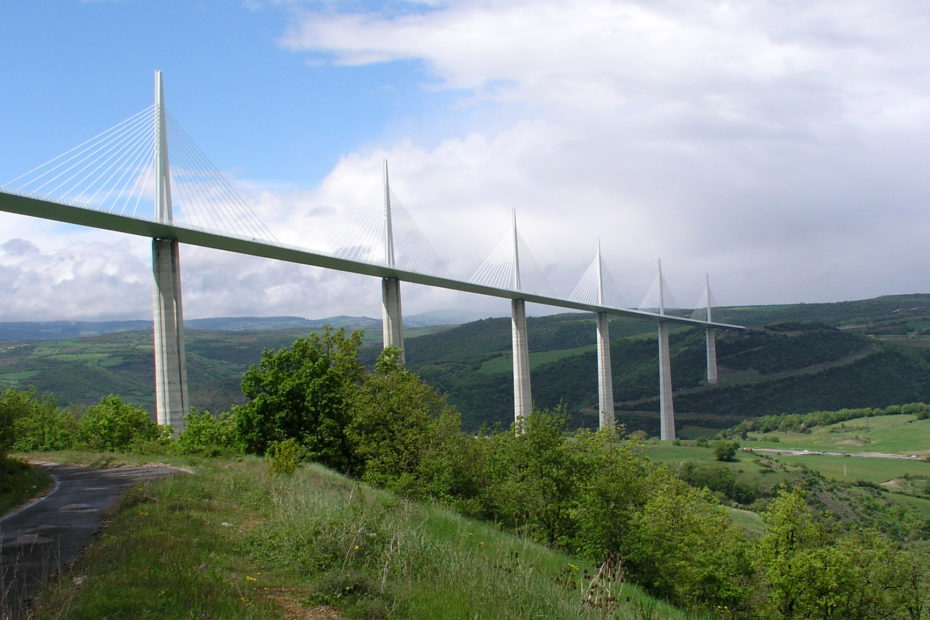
[[745, 414, 930, 456], [741, 414, 930, 521], [6, 295, 930, 435], [647, 413, 930, 538], [26, 453, 683, 620]]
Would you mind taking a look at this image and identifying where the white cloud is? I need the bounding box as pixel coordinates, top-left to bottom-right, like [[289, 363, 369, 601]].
[[273, 0, 930, 307], [3, 1, 930, 324]]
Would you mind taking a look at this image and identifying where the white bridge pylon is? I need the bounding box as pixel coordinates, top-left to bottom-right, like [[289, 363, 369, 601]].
[[0, 72, 743, 438]]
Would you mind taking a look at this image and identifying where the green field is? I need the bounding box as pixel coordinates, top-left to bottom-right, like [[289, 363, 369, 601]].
[[745, 414, 930, 457], [477, 343, 596, 375], [761, 452, 930, 483], [645, 424, 930, 530]]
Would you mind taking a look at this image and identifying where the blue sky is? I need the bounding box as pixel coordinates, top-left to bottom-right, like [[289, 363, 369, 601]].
[[2, 1, 930, 321]]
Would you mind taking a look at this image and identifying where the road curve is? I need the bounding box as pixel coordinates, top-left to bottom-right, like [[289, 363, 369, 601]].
[[0, 462, 181, 618]]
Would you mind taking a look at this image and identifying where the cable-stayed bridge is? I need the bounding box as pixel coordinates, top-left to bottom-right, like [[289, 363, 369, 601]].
[[0, 72, 744, 440]]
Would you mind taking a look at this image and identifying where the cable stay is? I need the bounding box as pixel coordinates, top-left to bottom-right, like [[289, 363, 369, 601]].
[[637, 266, 681, 315], [469, 215, 556, 296], [1, 105, 277, 244], [689, 274, 719, 321], [326, 186, 450, 277], [568, 248, 632, 308]]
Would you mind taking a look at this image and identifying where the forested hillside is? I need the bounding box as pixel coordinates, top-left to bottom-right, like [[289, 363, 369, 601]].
[[4, 294, 930, 437]]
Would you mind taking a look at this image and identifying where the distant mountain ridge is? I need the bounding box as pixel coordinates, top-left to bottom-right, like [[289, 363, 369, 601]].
[[0, 310, 495, 341]]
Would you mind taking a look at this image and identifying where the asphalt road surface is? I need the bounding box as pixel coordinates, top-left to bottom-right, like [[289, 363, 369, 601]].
[[0, 463, 180, 618]]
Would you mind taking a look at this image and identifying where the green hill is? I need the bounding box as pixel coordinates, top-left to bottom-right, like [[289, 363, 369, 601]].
[[5, 294, 930, 436]]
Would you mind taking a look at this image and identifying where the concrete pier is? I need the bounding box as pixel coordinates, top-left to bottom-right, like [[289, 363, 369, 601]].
[[704, 274, 718, 384], [381, 161, 404, 363], [152, 70, 189, 432], [509, 210, 532, 426], [382, 276, 404, 361], [593, 241, 614, 429], [658, 321, 675, 440], [596, 312, 614, 429], [656, 259, 675, 440], [152, 238, 189, 430], [512, 298, 532, 424], [706, 327, 718, 385]]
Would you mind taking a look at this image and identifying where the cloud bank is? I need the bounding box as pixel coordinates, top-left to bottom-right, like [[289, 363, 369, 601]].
[[3, 0, 930, 321]]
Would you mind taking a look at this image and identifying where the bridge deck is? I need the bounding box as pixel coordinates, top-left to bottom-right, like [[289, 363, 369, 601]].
[[0, 191, 744, 331]]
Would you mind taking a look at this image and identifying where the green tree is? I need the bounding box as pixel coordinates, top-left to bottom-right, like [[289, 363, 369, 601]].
[[175, 408, 239, 456], [415, 405, 483, 513], [346, 347, 458, 493], [752, 487, 927, 618], [714, 440, 739, 462], [2, 389, 76, 455], [0, 388, 24, 457], [624, 466, 752, 611], [481, 408, 580, 547], [14, 390, 78, 452], [235, 327, 364, 473], [570, 428, 652, 559], [78, 394, 160, 452]]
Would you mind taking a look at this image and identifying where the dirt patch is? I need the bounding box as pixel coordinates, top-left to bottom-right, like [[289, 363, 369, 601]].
[[837, 439, 865, 446], [261, 587, 345, 620], [880, 479, 902, 489]]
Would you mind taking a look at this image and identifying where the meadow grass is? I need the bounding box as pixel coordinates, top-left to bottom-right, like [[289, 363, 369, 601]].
[[771, 453, 930, 484], [746, 414, 930, 456], [27, 454, 686, 619], [644, 443, 799, 489], [477, 344, 596, 375]]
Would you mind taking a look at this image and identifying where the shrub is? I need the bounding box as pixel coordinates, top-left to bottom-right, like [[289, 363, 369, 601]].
[[266, 438, 300, 476], [176, 408, 239, 456], [0, 389, 21, 457], [236, 327, 364, 473], [714, 441, 740, 462], [0, 388, 78, 453], [78, 395, 160, 452], [347, 348, 458, 493]]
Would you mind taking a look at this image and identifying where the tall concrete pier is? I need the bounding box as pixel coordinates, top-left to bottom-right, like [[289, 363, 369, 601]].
[[510, 210, 532, 424], [380, 161, 404, 362], [594, 242, 614, 429], [512, 299, 533, 424], [656, 259, 675, 440], [704, 274, 718, 385], [151, 71, 189, 432]]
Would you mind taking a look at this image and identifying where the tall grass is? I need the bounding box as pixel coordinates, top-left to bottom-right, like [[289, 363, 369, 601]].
[[29, 455, 684, 619]]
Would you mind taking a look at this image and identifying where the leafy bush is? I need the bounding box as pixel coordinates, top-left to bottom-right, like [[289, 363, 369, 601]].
[[0, 389, 19, 457], [266, 438, 300, 476], [78, 394, 161, 452], [0, 388, 78, 453], [721, 402, 930, 438], [347, 348, 456, 492], [678, 461, 761, 505], [752, 488, 927, 618], [235, 327, 364, 473], [625, 467, 752, 610], [175, 408, 239, 456], [714, 441, 740, 462]]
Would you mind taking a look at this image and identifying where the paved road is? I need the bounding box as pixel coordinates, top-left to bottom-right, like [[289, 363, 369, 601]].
[[0, 463, 180, 618], [747, 447, 927, 461]]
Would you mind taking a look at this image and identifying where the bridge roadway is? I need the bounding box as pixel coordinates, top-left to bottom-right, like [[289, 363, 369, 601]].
[[0, 191, 744, 332]]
